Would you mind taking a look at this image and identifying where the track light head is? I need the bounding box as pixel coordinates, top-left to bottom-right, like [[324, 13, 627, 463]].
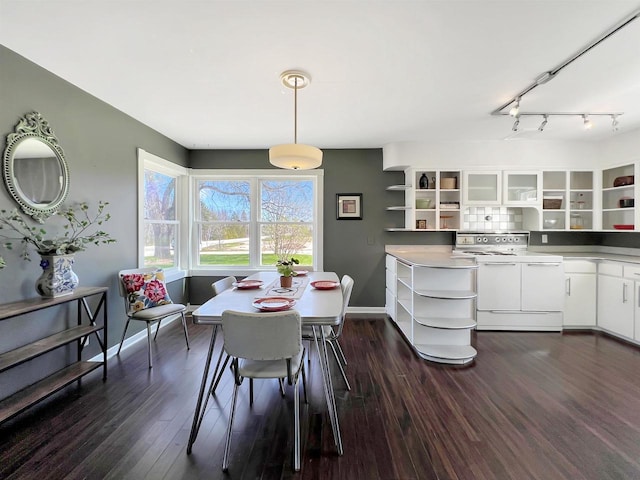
[[583, 114, 593, 130], [611, 114, 620, 131], [512, 117, 520, 131], [509, 98, 520, 117], [538, 114, 548, 132]]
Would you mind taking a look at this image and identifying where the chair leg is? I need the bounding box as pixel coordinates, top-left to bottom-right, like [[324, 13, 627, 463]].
[[333, 337, 348, 366], [279, 378, 286, 397], [153, 319, 162, 340], [210, 351, 230, 396], [117, 318, 132, 355], [301, 364, 308, 404], [222, 381, 240, 472], [328, 340, 351, 391], [293, 376, 301, 471], [146, 321, 153, 368], [180, 312, 190, 349], [249, 378, 254, 407]]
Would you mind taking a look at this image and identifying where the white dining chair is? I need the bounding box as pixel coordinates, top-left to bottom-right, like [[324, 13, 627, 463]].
[[207, 276, 236, 392], [303, 274, 354, 390], [221, 309, 307, 472], [211, 276, 236, 295], [116, 267, 190, 368]]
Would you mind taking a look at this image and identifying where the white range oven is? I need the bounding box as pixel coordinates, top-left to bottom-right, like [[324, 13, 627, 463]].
[[453, 232, 564, 331]]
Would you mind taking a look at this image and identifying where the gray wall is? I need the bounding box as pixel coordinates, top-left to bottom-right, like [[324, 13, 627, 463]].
[[0, 46, 188, 398]]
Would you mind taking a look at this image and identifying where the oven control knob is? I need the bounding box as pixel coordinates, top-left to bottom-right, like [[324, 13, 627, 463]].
[[477, 237, 482, 243], [495, 237, 501, 243], [482, 237, 488, 243], [508, 237, 514, 242], [514, 237, 520, 242], [502, 237, 507, 242]]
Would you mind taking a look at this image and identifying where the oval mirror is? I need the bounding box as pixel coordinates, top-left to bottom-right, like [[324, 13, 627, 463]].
[[2, 112, 69, 222]]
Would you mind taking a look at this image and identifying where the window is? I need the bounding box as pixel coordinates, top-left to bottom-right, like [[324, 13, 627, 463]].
[[192, 170, 323, 273], [137, 149, 188, 271]]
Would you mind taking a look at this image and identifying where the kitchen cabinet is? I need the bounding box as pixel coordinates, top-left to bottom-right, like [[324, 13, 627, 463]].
[[385, 254, 397, 319], [601, 163, 636, 231], [385, 169, 461, 231], [503, 171, 541, 205], [476, 260, 564, 331], [0, 287, 108, 424], [563, 260, 597, 328], [386, 253, 477, 365], [463, 171, 501, 205], [597, 262, 634, 339], [542, 170, 594, 230]]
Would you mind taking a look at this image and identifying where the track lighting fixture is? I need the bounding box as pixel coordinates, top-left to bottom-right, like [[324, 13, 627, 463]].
[[512, 117, 520, 131], [612, 114, 620, 131], [509, 98, 520, 117], [583, 115, 593, 130], [538, 114, 548, 131]]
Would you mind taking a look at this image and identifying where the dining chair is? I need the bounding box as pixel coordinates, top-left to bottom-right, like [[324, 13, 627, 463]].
[[221, 309, 307, 472], [303, 274, 354, 390], [116, 267, 190, 368], [207, 276, 236, 392]]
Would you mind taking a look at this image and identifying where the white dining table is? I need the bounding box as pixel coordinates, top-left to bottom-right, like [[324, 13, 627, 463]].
[[186, 271, 344, 456]]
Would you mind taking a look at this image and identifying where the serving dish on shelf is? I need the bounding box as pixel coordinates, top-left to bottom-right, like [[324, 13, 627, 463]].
[[252, 297, 296, 311], [613, 175, 634, 187], [613, 224, 634, 230]]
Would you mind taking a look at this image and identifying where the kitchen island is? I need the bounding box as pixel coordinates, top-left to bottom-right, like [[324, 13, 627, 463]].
[[385, 246, 478, 365]]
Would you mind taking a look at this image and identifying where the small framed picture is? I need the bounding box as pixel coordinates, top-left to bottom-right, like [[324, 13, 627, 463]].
[[416, 219, 427, 229], [336, 193, 362, 220]]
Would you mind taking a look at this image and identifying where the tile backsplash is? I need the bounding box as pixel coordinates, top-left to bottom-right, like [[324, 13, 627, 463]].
[[462, 207, 523, 231]]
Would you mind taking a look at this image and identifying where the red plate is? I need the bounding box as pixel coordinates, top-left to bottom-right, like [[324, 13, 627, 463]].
[[252, 297, 296, 311], [294, 270, 309, 276], [613, 224, 634, 230], [233, 280, 264, 289], [311, 280, 340, 290]]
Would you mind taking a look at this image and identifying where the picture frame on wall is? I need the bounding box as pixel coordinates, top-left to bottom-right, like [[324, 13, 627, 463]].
[[336, 193, 362, 220]]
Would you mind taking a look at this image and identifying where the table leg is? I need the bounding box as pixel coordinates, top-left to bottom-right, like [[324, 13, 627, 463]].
[[313, 325, 343, 455], [187, 326, 218, 454]]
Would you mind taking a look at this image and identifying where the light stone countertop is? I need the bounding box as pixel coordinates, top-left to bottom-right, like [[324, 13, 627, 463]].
[[385, 245, 477, 268]]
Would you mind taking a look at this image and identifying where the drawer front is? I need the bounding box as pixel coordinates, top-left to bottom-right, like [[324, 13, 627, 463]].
[[385, 255, 397, 273], [476, 311, 562, 331], [599, 262, 623, 277], [564, 260, 597, 274], [623, 264, 640, 279]]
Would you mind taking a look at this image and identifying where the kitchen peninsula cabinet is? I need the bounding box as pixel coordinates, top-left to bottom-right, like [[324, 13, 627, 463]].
[[386, 250, 477, 365], [0, 287, 108, 424]]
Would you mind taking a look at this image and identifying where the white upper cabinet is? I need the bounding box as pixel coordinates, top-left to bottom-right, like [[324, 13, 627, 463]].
[[503, 171, 541, 206], [462, 171, 501, 205]]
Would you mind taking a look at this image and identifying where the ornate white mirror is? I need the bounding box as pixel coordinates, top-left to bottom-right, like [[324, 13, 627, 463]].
[[2, 112, 69, 222]]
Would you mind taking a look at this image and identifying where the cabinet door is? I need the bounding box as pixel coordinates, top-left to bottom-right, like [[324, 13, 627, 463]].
[[521, 262, 564, 311], [597, 275, 634, 338], [635, 282, 640, 342], [564, 273, 596, 326], [503, 171, 541, 205], [463, 171, 501, 205], [477, 263, 520, 310]]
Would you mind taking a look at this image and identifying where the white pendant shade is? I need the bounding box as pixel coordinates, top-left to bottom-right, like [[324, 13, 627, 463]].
[[270, 70, 322, 170], [269, 143, 323, 170]]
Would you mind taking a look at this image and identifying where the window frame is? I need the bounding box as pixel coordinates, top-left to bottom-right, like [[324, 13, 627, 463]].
[[189, 169, 324, 276], [137, 148, 189, 281]]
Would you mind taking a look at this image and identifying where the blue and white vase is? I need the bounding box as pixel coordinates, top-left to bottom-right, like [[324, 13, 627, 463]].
[[35, 254, 79, 297]]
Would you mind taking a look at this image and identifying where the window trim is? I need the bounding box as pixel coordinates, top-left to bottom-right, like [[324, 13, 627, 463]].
[[137, 148, 189, 279], [189, 169, 324, 275]]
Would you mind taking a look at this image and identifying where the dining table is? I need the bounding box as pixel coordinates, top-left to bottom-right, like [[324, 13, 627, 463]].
[[186, 270, 344, 456]]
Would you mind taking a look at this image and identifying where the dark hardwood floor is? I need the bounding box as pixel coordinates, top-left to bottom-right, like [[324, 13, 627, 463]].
[[2, 316, 640, 480]]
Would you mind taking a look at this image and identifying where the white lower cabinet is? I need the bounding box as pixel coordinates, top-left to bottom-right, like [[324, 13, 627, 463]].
[[386, 255, 478, 365], [476, 260, 564, 331], [385, 255, 397, 320], [564, 260, 597, 328], [597, 262, 634, 339]]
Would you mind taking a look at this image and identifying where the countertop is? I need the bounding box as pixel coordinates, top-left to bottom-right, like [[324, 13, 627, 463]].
[[386, 245, 640, 266]]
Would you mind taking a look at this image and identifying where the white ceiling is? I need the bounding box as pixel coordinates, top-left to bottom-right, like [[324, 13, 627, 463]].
[[1, 0, 639, 150]]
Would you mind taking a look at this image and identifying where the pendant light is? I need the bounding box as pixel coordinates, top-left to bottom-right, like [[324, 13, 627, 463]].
[[269, 70, 322, 170]]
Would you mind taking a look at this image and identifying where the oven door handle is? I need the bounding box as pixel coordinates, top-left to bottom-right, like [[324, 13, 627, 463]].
[[526, 262, 562, 266]]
